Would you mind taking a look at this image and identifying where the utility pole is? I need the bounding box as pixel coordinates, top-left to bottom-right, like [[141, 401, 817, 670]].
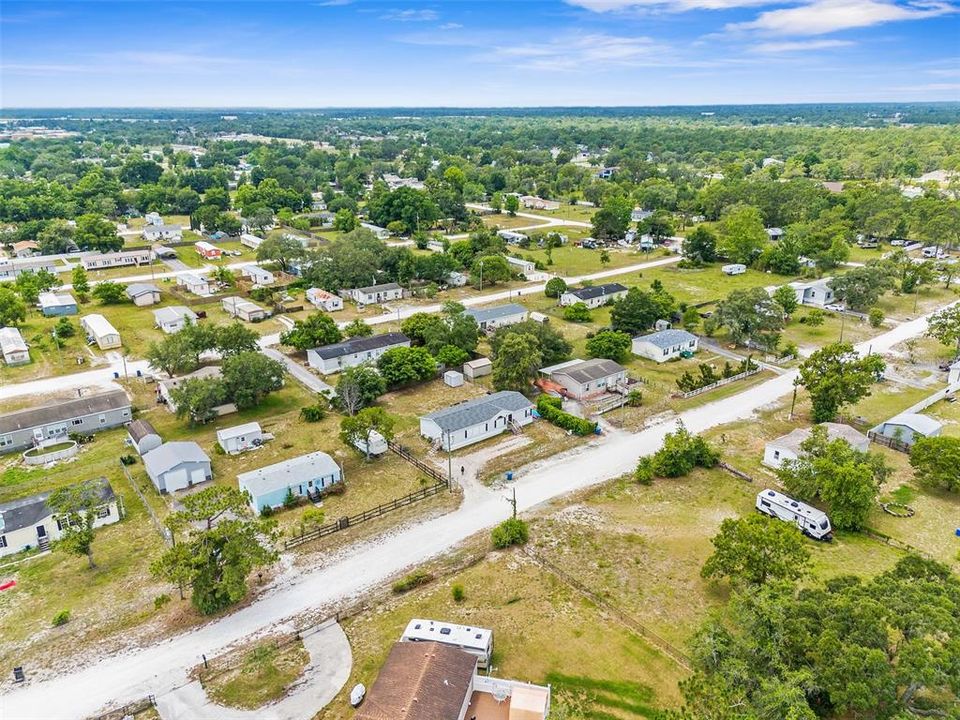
[[478, 259, 484, 292], [445, 431, 452, 488], [839, 311, 846, 343], [504, 487, 517, 519]]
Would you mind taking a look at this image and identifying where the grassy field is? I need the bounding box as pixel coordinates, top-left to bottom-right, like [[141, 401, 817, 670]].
[[480, 214, 551, 231], [520, 245, 651, 276], [518, 204, 598, 223], [170, 241, 251, 269], [203, 637, 309, 710]]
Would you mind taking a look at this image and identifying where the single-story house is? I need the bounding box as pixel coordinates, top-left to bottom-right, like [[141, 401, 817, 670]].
[[0, 389, 132, 454], [143, 441, 212, 494], [81, 249, 152, 270], [38, 292, 77, 317], [788, 279, 835, 308], [307, 332, 411, 375], [343, 282, 404, 305], [81, 314, 121, 350], [766, 227, 785, 241], [238, 451, 342, 515], [506, 256, 536, 276], [354, 429, 388, 456], [632, 329, 699, 363], [360, 222, 390, 240], [144, 212, 163, 226], [11, 240, 39, 258], [216, 421, 263, 454], [463, 357, 492, 381], [142, 224, 182, 242], [465, 303, 528, 332], [631, 208, 653, 223], [221, 297, 267, 322], [154, 305, 197, 334], [177, 273, 212, 296], [544, 358, 628, 400], [195, 241, 222, 260], [763, 423, 869, 468], [241, 265, 274, 286], [0, 478, 120, 558], [871, 413, 943, 447], [0, 327, 30, 366], [520, 195, 560, 211], [0, 257, 60, 281], [306, 288, 344, 312], [356, 642, 550, 720], [127, 419, 162, 456], [240, 233, 264, 250], [560, 283, 628, 309], [125, 282, 161, 306], [420, 390, 535, 451], [496, 230, 528, 245], [156, 366, 237, 417]]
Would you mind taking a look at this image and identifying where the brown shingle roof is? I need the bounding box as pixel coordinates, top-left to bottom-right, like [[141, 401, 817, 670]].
[[355, 642, 477, 720]]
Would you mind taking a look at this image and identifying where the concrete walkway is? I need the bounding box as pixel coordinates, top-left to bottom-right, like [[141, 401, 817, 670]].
[[155, 619, 351, 720]]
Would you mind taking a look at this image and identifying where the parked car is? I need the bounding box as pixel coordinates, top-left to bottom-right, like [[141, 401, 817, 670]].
[[890, 239, 906, 246], [825, 303, 845, 312]]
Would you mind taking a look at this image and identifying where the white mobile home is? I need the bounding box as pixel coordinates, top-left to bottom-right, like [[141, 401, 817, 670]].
[[632, 329, 698, 363], [81, 249, 152, 270], [763, 423, 869, 469], [420, 391, 534, 451], [125, 283, 161, 306], [560, 283, 628, 309], [238, 451, 342, 515], [360, 222, 390, 240], [756, 488, 832, 540], [240, 233, 264, 250], [722, 264, 746, 276], [141, 224, 182, 242], [306, 332, 410, 375], [506, 256, 536, 276], [465, 303, 528, 332], [176, 273, 212, 296], [221, 296, 267, 322], [788, 278, 835, 308], [81, 314, 121, 350], [241, 265, 275, 286], [0, 327, 29, 366], [344, 282, 404, 305], [153, 306, 198, 334], [496, 230, 528, 245], [306, 288, 344, 312]]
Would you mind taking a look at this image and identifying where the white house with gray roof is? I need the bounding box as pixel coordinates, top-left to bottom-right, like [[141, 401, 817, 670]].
[[343, 282, 404, 305], [560, 283, 628, 309], [306, 332, 410, 375], [420, 391, 535, 451], [0, 478, 119, 558], [0, 327, 29, 366], [543, 358, 628, 400], [154, 306, 198, 334], [464, 303, 528, 332], [238, 451, 342, 515], [632, 329, 699, 363], [763, 423, 869, 468], [125, 282, 161, 306], [143, 441, 212, 493], [787, 278, 835, 308]]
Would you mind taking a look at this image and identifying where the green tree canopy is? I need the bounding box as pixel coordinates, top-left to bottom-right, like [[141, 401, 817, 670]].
[[798, 342, 885, 422], [702, 514, 811, 586]]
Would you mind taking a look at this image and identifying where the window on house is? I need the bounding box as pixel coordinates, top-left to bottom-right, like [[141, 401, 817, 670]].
[[0, 436, 11, 447], [99, 414, 106, 425], [662, 348, 668, 356], [96, 507, 111, 519], [72, 419, 83, 426]]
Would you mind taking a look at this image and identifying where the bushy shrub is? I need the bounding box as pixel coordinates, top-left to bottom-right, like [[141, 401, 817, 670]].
[[299, 403, 327, 422], [491, 517, 529, 549], [119, 454, 137, 465], [635, 423, 720, 483], [52, 610, 70, 627], [868, 307, 885, 328], [536, 395, 597, 436], [392, 569, 434, 594], [154, 594, 171, 610], [451, 584, 466, 602]]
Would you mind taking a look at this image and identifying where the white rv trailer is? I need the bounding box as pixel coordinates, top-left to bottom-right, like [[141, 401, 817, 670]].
[[400, 618, 493, 669], [756, 488, 832, 540]]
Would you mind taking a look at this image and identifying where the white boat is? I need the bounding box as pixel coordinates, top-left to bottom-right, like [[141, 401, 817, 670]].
[[350, 683, 366, 707]]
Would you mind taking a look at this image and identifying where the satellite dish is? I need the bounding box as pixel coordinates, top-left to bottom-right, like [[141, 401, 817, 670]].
[[492, 686, 508, 703]]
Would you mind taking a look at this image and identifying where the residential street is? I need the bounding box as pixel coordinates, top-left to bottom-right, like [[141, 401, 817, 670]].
[[1, 302, 951, 720]]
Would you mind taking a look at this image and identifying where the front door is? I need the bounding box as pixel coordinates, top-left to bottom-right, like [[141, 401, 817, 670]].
[[36, 525, 47, 540]]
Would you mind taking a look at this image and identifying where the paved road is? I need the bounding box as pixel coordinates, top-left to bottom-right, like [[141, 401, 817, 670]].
[[260, 347, 334, 397], [0, 358, 151, 401], [2, 302, 950, 720]]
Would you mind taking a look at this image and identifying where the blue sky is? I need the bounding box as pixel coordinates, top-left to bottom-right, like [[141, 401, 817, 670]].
[[1, 0, 957, 107]]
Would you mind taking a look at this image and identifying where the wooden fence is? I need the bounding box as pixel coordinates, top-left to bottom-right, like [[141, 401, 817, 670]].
[[86, 695, 156, 720], [283, 478, 449, 550], [677, 366, 762, 400], [119, 460, 172, 546], [389, 440, 448, 484], [867, 430, 912, 454]]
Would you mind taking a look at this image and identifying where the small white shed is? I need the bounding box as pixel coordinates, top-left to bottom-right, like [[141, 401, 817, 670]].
[[353, 430, 388, 456], [444, 370, 464, 387], [463, 358, 493, 381]]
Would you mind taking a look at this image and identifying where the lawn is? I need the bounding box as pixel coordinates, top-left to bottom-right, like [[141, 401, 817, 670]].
[[480, 214, 551, 231], [168, 240, 251, 269], [520, 245, 650, 276], [202, 637, 309, 710], [518, 204, 598, 224]]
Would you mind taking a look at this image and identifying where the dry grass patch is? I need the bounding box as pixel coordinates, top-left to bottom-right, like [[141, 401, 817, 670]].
[[202, 637, 309, 710]]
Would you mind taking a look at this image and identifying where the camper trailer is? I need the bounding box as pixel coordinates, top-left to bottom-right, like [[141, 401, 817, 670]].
[[400, 619, 493, 669], [756, 489, 832, 540]]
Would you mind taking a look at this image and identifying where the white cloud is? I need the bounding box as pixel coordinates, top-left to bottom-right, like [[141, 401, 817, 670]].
[[313, 0, 353, 6], [380, 9, 439, 21], [728, 0, 956, 35], [480, 33, 674, 71], [750, 38, 855, 51], [565, 0, 779, 12], [439, 22, 463, 29]]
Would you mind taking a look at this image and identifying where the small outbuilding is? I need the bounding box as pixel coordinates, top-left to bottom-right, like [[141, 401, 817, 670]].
[[763, 423, 869, 468], [143, 441, 212, 493], [216, 421, 264, 455], [871, 413, 943, 447], [463, 357, 492, 381], [127, 419, 162, 456], [444, 370, 464, 387]]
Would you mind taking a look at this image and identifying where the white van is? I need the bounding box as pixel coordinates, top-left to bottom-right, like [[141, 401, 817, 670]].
[[922, 246, 939, 258], [756, 488, 832, 540]]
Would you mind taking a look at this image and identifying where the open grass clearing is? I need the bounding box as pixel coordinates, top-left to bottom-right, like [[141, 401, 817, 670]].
[[480, 214, 551, 231], [202, 636, 310, 710], [520, 245, 650, 276]]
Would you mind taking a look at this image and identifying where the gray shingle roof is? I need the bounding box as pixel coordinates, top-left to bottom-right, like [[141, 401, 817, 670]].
[[567, 283, 627, 301], [142, 441, 210, 477], [551, 358, 626, 385], [464, 303, 527, 324], [634, 329, 698, 349], [355, 282, 402, 294], [237, 451, 339, 497], [311, 332, 409, 360], [423, 391, 533, 433], [154, 306, 197, 325], [0, 390, 130, 435], [126, 283, 160, 299], [0, 478, 115, 534]]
